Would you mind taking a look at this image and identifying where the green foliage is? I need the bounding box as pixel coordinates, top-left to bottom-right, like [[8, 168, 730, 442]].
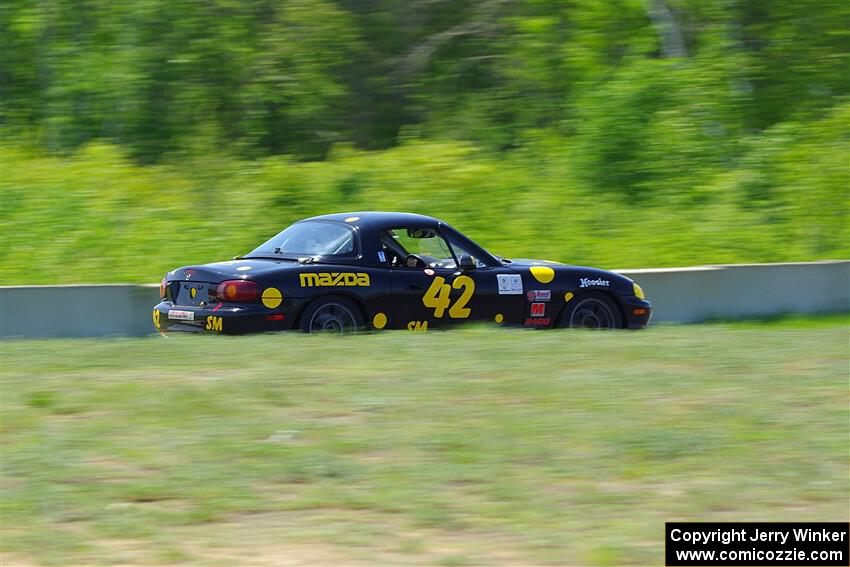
[[2, 100, 848, 285], [2, 0, 848, 158], [1, 1, 847, 284]]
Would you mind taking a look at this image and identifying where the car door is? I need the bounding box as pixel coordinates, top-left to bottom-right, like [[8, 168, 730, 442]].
[[384, 226, 457, 330], [390, 265, 459, 331], [450, 264, 526, 325], [387, 227, 525, 329], [440, 230, 527, 325]]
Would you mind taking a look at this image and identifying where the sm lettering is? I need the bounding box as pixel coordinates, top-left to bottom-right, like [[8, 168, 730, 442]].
[[299, 272, 371, 287], [407, 320, 429, 332], [206, 316, 223, 332]]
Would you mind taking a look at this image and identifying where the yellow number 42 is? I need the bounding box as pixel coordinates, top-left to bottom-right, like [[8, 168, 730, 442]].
[[422, 276, 474, 318]]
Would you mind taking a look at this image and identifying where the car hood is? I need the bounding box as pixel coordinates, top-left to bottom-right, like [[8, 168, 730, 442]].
[[506, 258, 564, 267], [506, 258, 635, 291], [508, 258, 622, 276]]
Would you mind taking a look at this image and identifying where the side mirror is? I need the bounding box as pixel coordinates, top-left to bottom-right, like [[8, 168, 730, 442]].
[[459, 254, 476, 270]]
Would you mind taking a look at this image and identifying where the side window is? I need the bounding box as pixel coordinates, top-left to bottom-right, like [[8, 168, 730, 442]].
[[381, 228, 457, 269], [445, 235, 488, 268]]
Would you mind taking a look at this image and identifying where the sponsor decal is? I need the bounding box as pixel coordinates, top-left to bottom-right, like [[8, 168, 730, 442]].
[[205, 316, 223, 332], [530, 302, 546, 317], [423, 275, 474, 318], [168, 309, 194, 321], [261, 287, 282, 309], [407, 320, 429, 332], [529, 266, 555, 284], [579, 277, 610, 288], [377, 251, 386, 263], [184, 270, 193, 280], [299, 272, 371, 287], [524, 317, 551, 326], [527, 290, 551, 302], [373, 312, 387, 329], [497, 274, 523, 295]]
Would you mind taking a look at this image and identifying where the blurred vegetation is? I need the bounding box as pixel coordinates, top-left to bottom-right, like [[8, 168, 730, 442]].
[[2, 323, 848, 565], [1, 0, 848, 283]]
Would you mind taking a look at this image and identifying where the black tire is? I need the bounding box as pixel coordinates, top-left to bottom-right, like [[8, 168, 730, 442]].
[[299, 296, 364, 334], [558, 291, 623, 330]]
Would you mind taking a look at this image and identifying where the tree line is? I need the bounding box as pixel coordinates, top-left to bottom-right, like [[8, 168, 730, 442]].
[[3, 0, 847, 174]]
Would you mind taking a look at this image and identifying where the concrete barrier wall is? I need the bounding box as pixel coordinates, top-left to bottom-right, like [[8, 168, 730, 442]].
[[0, 284, 160, 339], [0, 261, 847, 338], [618, 261, 849, 324]]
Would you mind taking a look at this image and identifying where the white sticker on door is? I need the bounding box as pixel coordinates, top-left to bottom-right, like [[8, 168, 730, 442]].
[[497, 274, 524, 295]]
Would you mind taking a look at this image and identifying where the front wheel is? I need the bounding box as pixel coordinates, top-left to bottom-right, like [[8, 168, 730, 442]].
[[558, 292, 623, 330], [300, 297, 364, 334]]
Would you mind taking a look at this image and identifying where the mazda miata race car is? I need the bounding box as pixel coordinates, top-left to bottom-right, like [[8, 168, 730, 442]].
[[152, 212, 651, 334]]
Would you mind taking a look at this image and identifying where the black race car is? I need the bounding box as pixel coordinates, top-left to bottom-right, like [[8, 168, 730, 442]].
[[152, 212, 651, 334]]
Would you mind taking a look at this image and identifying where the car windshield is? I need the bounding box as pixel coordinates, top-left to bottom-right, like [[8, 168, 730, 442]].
[[247, 221, 356, 257]]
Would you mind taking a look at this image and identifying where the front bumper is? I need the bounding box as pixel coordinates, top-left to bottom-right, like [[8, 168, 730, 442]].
[[622, 296, 653, 329], [152, 301, 293, 335]]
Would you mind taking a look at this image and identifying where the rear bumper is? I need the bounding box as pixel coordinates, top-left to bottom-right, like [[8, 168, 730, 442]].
[[152, 301, 293, 335]]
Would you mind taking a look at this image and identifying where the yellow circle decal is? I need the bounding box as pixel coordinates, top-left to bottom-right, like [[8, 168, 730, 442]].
[[344, 216, 360, 223], [494, 313, 504, 323], [530, 266, 555, 284], [261, 287, 283, 309], [564, 292, 574, 303], [373, 312, 387, 329]]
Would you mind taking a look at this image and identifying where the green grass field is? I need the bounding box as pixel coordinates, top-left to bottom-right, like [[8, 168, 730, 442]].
[[2, 321, 848, 566]]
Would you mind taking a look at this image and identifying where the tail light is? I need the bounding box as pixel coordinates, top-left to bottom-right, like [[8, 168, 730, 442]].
[[213, 280, 259, 302], [160, 278, 167, 299]]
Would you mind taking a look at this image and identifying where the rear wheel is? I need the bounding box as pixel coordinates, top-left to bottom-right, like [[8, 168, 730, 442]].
[[300, 297, 364, 334], [558, 292, 623, 329]]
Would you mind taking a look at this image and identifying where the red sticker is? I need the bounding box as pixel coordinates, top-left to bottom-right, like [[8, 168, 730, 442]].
[[524, 317, 551, 326], [530, 302, 546, 317]]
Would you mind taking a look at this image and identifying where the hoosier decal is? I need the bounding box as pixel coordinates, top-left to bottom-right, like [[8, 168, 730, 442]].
[[299, 272, 371, 287], [579, 277, 610, 288]]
